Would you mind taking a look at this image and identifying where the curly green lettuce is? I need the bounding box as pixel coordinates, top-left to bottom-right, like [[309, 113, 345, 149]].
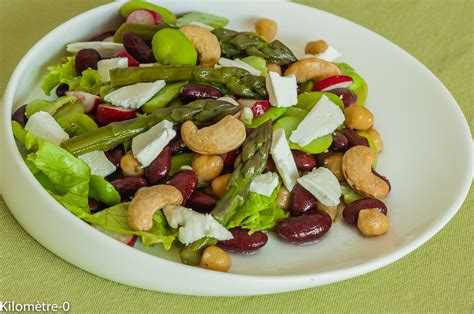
[[41, 57, 101, 96]]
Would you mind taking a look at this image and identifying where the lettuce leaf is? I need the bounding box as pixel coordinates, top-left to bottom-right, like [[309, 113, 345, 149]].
[[226, 183, 289, 233], [41, 56, 101, 96], [88, 203, 177, 250], [25, 132, 91, 218]]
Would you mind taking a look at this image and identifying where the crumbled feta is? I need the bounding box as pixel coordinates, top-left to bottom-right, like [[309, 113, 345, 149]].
[[301, 46, 342, 62], [66, 41, 124, 58], [97, 57, 128, 82], [250, 172, 279, 197], [270, 129, 299, 191], [79, 151, 116, 177], [217, 57, 261, 76], [265, 71, 298, 108], [104, 80, 166, 109], [24, 111, 69, 145], [162, 205, 233, 245], [297, 167, 341, 206], [131, 120, 176, 167], [289, 95, 344, 146]]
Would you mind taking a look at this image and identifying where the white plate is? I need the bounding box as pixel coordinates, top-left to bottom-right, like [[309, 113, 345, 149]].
[[0, 1, 472, 296]]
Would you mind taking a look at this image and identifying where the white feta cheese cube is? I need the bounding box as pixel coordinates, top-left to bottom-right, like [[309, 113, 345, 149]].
[[79, 151, 116, 177], [289, 95, 344, 147], [97, 57, 128, 82], [300, 46, 342, 62], [270, 129, 299, 191], [297, 167, 341, 206], [131, 120, 176, 167], [265, 71, 298, 108], [24, 111, 69, 145], [66, 41, 124, 58], [217, 57, 261, 76], [104, 80, 165, 109], [162, 205, 233, 245], [250, 172, 279, 197]]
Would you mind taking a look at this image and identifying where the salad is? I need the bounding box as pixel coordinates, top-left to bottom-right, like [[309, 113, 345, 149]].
[[11, 1, 391, 272]]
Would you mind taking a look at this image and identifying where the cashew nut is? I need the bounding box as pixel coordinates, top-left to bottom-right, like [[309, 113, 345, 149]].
[[181, 115, 246, 155], [179, 25, 221, 67], [284, 58, 341, 83], [128, 185, 183, 231], [342, 146, 390, 199]]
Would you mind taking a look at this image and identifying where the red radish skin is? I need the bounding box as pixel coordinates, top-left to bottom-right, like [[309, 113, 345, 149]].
[[126, 9, 162, 25], [314, 75, 353, 92], [65, 91, 101, 113], [96, 104, 137, 125], [127, 235, 138, 247], [114, 50, 140, 67], [251, 101, 270, 117]]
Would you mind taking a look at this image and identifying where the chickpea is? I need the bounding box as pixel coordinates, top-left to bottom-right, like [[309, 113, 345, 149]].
[[317, 202, 338, 221], [345, 104, 374, 131], [120, 152, 144, 177], [212, 174, 232, 198], [366, 128, 384, 153], [266, 63, 282, 75], [200, 246, 231, 272], [357, 209, 389, 237], [305, 40, 328, 55], [255, 18, 278, 41], [192, 154, 224, 181], [318, 152, 344, 181], [276, 185, 291, 210]]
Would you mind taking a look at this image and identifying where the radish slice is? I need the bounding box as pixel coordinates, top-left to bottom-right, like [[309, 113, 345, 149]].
[[114, 50, 139, 67], [127, 235, 138, 247], [251, 100, 270, 117], [96, 104, 137, 124], [126, 9, 162, 25], [65, 91, 101, 113], [314, 75, 353, 92]]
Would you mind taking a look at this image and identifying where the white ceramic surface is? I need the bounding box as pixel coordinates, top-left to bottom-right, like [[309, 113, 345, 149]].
[[1, 1, 472, 296]]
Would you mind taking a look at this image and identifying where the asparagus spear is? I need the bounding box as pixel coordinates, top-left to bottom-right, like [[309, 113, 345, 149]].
[[177, 122, 272, 263], [212, 28, 297, 65], [211, 120, 272, 224], [109, 66, 268, 98], [61, 99, 242, 156]]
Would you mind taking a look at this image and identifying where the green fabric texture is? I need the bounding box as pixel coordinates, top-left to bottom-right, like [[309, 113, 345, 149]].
[[0, 0, 472, 312]]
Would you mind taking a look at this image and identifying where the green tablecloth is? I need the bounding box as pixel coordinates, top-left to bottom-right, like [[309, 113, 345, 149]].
[[0, 0, 472, 312]]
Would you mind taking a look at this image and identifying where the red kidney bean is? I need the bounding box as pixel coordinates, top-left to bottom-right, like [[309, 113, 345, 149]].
[[12, 105, 27, 127], [75, 49, 101, 74], [89, 31, 115, 42], [342, 129, 369, 148], [218, 227, 268, 254], [245, 128, 255, 137], [168, 135, 187, 155], [122, 32, 155, 63], [330, 130, 349, 152], [289, 184, 317, 216], [167, 170, 198, 204], [179, 84, 223, 102], [342, 198, 387, 225], [88, 198, 102, 214], [186, 191, 218, 213], [105, 145, 124, 168], [264, 156, 276, 173], [111, 177, 147, 198], [291, 150, 317, 171], [373, 170, 392, 192], [326, 88, 357, 108], [55, 83, 69, 97], [223, 149, 239, 167], [275, 210, 332, 244], [144, 146, 171, 185], [251, 100, 270, 117]]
